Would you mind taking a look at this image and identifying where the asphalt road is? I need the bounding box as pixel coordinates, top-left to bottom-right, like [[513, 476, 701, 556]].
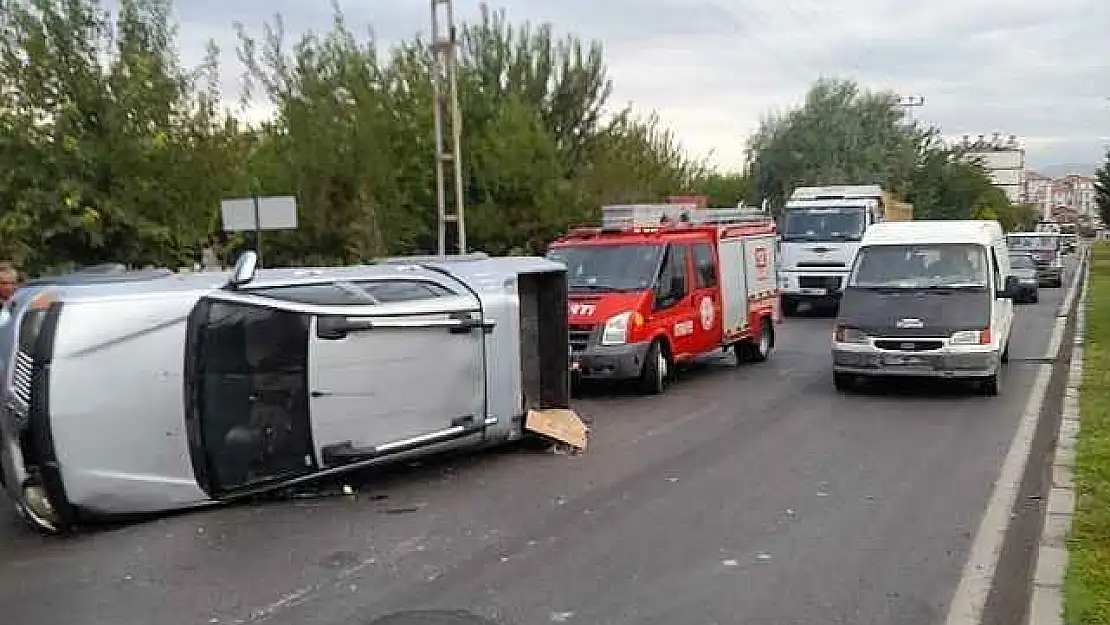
[[0, 262, 1076, 625]]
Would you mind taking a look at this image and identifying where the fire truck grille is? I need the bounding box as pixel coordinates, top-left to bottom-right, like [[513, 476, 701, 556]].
[[568, 324, 596, 352]]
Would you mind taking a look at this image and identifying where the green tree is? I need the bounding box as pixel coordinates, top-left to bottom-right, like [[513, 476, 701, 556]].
[[0, 0, 242, 273], [746, 78, 917, 213], [1096, 149, 1110, 226], [234, 2, 711, 261]]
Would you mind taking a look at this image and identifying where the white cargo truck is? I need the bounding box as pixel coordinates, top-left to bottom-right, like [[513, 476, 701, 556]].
[[777, 185, 912, 316]]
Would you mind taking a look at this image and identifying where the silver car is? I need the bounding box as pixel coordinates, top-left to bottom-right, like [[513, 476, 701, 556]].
[[0, 252, 575, 534]]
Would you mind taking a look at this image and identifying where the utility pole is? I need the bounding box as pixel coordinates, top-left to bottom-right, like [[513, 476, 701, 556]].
[[430, 0, 466, 255], [898, 95, 926, 125]]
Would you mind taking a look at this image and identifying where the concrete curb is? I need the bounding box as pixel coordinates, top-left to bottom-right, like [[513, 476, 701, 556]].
[[1027, 245, 1091, 625]]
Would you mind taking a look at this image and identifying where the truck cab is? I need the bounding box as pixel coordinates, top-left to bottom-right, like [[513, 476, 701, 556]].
[[777, 185, 911, 316]]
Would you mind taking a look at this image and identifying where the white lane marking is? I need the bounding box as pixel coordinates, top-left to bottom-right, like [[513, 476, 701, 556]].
[[942, 363, 1052, 625], [1045, 318, 1066, 361], [944, 250, 1088, 625]]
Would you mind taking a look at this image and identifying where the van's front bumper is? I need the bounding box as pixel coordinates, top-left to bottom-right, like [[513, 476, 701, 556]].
[[832, 344, 1002, 378], [570, 341, 652, 381]]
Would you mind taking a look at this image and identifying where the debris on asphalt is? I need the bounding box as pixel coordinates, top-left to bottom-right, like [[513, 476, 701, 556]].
[[551, 611, 575, 622], [665, 476, 679, 483], [756, 552, 772, 563], [722, 559, 739, 567], [525, 408, 589, 452]]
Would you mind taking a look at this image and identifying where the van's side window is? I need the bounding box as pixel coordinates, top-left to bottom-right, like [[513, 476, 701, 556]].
[[692, 243, 717, 288]]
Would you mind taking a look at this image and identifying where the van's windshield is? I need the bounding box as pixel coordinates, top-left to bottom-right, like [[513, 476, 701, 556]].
[[546, 243, 664, 292], [849, 243, 990, 289], [1008, 234, 1059, 251]]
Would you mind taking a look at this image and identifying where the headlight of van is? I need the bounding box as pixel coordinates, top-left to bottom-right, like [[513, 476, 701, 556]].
[[833, 326, 869, 345], [601, 312, 634, 346], [950, 329, 990, 345]]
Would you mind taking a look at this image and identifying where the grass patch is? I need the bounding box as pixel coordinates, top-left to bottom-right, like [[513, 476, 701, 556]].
[[1066, 241, 1110, 624]]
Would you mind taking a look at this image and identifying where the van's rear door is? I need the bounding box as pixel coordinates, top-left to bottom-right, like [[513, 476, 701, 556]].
[[303, 281, 490, 468], [188, 278, 490, 495]]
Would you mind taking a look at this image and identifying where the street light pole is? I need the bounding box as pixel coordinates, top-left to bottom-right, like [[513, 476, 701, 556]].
[[898, 95, 926, 124]]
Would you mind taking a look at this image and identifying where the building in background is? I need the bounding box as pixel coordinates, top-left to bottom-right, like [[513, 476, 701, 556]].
[[1025, 170, 1054, 218], [954, 134, 1026, 203], [1023, 171, 1097, 225]]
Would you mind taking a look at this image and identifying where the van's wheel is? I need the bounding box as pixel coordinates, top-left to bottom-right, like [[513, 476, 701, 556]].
[[782, 297, 798, 317], [738, 317, 775, 363], [980, 374, 1001, 396], [833, 372, 855, 392], [638, 339, 669, 395], [1002, 341, 1010, 363]]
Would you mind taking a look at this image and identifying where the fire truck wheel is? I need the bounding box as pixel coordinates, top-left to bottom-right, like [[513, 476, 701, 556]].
[[638, 340, 670, 395], [738, 318, 775, 363]]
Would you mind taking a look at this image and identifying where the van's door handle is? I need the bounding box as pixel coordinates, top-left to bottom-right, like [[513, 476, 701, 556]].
[[448, 313, 496, 334]]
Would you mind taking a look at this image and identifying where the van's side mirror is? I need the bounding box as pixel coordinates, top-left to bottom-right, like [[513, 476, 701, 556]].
[[1000, 275, 1020, 299], [229, 250, 259, 289]]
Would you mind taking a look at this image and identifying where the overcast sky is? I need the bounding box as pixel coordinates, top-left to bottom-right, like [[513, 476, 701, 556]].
[[168, 0, 1110, 174]]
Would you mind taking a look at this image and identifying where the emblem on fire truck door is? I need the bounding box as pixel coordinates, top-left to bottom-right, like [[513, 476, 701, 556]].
[[699, 296, 715, 330], [754, 246, 770, 279]]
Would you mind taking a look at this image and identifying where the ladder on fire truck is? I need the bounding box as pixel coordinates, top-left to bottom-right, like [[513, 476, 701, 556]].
[[600, 204, 773, 231]]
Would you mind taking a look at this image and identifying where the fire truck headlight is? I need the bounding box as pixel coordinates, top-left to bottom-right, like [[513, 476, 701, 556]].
[[601, 312, 634, 346]]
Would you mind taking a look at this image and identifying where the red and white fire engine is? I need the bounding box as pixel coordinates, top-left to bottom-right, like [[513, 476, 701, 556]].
[[546, 200, 781, 394]]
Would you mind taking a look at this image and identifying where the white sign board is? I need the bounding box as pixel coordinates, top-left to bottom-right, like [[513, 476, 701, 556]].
[[220, 196, 298, 232]]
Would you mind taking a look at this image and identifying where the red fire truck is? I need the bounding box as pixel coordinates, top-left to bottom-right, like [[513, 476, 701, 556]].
[[546, 202, 780, 394]]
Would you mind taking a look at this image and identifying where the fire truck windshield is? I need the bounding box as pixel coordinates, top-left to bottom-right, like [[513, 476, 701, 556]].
[[781, 206, 866, 242], [547, 243, 664, 292]]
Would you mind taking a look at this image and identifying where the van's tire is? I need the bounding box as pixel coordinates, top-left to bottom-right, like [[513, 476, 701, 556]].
[[738, 317, 775, 363], [782, 297, 798, 317], [833, 372, 855, 392], [638, 339, 670, 395], [980, 374, 1001, 396], [1002, 341, 1010, 363]]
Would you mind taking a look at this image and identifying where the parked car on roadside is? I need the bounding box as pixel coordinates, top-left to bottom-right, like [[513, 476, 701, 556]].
[[0, 252, 578, 534], [1007, 252, 1040, 304]]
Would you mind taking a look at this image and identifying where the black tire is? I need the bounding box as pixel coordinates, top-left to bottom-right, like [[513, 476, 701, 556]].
[[980, 374, 1001, 396], [833, 372, 855, 392], [739, 317, 774, 363], [782, 297, 798, 317], [637, 339, 669, 395], [1031, 293, 1039, 304], [1002, 341, 1010, 363]]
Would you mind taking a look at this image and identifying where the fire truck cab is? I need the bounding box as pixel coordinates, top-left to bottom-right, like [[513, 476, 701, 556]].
[[546, 203, 780, 394]]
